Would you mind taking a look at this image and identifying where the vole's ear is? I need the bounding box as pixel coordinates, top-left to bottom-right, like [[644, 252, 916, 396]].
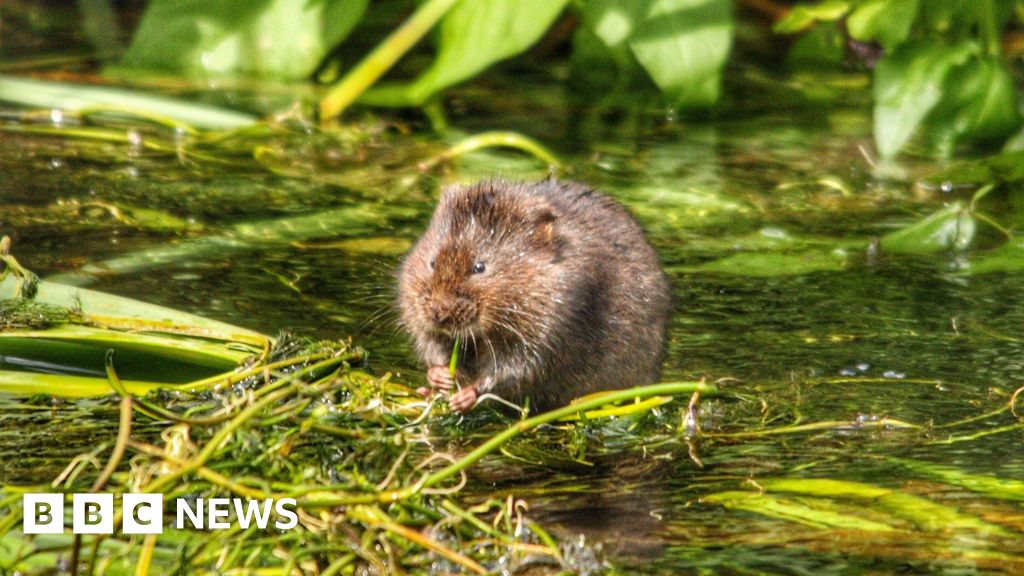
[[523, 198, 559, 246]]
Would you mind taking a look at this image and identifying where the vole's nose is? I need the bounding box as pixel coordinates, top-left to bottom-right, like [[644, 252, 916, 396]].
[[428, 295, 475, 329]]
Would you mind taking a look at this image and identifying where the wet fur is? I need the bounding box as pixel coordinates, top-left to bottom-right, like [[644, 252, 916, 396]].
[[398, 179, 672, 410]]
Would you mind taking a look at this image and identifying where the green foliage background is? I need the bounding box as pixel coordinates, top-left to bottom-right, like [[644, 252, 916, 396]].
[[109, 0, 1024, 159]]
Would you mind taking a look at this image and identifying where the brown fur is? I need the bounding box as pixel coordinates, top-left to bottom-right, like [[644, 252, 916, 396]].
[[397, 179, 672, 411]]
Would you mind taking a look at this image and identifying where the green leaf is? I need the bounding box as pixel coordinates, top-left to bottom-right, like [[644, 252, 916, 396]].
[[0, 75, 255, 130], [927, 58, 1023, 154], [847, 0, 920, 50], [121, 0, 368, 81], [773, 0, 849, 34], [0, 275, 267, 341], [405, 0, 569, 103], [879, 202, 975, 253], [628, 0, 734, 109], [873, 41, 978, 157], [0, 325, 249, 368]]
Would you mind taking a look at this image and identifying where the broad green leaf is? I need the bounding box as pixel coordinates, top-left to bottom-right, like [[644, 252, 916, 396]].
[[879, 202, 975, 253], [847, 0, 920, 50], [121, 0, 368, 81], [0, 370, 198, 398], [873, 41, 978, 157], [0, 325, 250, 368], [773, 0, 849, 34], [928, 58, 1023, 154], [629, 0, 734, 108], [0, 75, 255, 130], [405, 0, 569, 103]]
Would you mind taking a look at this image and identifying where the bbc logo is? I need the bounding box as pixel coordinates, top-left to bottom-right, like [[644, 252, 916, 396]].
[[23, 494, 162, 535]]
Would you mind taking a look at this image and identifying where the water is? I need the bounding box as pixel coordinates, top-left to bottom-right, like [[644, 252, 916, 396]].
[[2, 62, 1023, 576]]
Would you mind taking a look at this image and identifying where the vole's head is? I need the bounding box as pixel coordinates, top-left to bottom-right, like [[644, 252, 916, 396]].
[[398, 180, 564, 342]]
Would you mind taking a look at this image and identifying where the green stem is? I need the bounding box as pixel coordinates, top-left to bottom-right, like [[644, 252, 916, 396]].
[[441, 500, 510, 542], [927, 422, 1024, 445], [703, 417, 920, 438], [422, 131, 563, 170], [319, 0, 460, 121], [134, 534, 158, 576], [95, 352, 133, 492], [449, 334, 460, 377], [321, 554, 357, 576]]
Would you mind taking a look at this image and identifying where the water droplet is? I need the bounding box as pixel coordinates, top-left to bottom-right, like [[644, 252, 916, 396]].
[[882, 370, 905, 379], [50, 109, 63, 126]]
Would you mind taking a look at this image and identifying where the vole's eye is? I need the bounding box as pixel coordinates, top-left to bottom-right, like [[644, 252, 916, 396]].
[[429, 257, 436, 269], [472, 261, 486, 274]]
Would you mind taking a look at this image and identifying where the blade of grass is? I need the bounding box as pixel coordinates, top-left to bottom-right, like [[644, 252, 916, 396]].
[[0, 74, 256, 129]]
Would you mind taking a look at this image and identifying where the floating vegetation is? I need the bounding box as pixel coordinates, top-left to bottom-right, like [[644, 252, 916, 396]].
[[0, 339, 715, 573]]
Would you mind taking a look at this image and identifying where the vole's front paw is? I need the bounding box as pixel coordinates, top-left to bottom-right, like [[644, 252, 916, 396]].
[[449, 384, 479, 413], [417, 365, 455, 398]]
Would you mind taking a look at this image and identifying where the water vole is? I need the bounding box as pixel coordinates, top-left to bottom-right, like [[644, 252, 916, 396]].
[[397, 179, 672, 412]]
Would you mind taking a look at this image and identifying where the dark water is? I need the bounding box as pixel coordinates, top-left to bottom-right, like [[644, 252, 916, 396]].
[[2, 65, 1023, 574]]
